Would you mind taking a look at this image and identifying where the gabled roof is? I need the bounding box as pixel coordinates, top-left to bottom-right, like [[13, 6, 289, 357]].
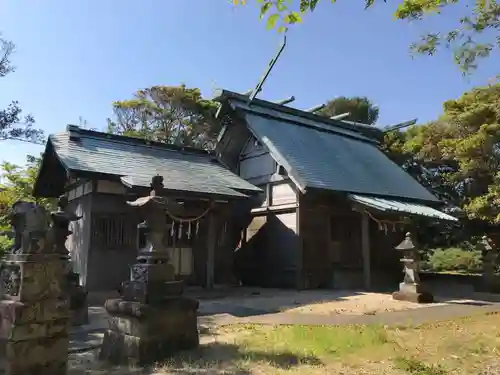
[[214, 90, 439, 204], [33, 126, 261, 199]]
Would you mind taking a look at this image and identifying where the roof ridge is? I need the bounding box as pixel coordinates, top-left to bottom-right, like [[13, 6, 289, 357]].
[[239, 107, 377, 144], [212, 89, 383, 140], [59, 125, 213, 156]]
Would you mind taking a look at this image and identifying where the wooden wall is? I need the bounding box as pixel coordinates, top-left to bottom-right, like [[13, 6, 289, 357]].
[[239, 137, 277, 186], [298, 193, 357, 289], [66, 177, 240, 291], [67, 194, 92, 287], [86, 193, 139, 292], [299, 191, 402, 290], [217, 128, 305, 289], [235, 176, 302, 288]]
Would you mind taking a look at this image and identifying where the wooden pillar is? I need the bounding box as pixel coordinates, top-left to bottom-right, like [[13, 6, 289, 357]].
[[206, 210, 217, 290], [361, 212, 371, 290], [296, 202, 304, 290]]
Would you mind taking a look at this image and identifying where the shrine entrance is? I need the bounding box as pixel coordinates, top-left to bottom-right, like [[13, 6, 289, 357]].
[[161, 200, 215, 284], [131, 182, 242, 290]]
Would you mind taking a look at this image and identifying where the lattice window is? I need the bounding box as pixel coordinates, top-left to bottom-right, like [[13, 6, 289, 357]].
[[91, 214, 137, 249]]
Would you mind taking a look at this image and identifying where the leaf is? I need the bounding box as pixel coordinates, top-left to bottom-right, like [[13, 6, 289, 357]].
[[248, 0, 498, 74], [310, 0, 321, 10], [278, 25, 288, 33], [365, 0, 376, 9], [276, 0, 288, 12], [284, 11, 303, 24], [300, 0, 311, 12], [266, 13, 281, 29], [260, 1, 273, 18]]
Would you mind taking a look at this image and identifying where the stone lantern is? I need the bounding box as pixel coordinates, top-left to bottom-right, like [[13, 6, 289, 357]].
[[99, 175, 199, 366], [480, 235, 500, 293], [392, 232, 434, 303]]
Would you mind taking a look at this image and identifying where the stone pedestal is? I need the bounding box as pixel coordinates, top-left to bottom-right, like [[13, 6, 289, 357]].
[[99, 295, 199, 366], [99, 175, 200, 366], [0, 253, 70, 375], [392, 232, 433, 304], [392, 282, 434, 303]]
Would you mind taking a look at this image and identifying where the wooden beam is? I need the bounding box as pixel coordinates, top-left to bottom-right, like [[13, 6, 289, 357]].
[[296, 196, 304, 290], [247, 34, 287, 104], [382, 118, 418, 133], [274, 96, 295, 105], [306, 104, 325, 113], [361, 212, 371, 290], [205, 211, 217, 290], [330, 112, 350, 120]]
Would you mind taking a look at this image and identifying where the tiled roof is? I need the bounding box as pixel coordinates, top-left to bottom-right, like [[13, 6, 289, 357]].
[[225, 97, 438, 203], [44, 127, 261, 199], [349, 194, 457, 221]]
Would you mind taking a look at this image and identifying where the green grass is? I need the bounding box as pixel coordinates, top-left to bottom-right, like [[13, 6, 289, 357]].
[[238, 324, 390, 358], [79, 312, 500, 374], [207, 312, 500, 374]]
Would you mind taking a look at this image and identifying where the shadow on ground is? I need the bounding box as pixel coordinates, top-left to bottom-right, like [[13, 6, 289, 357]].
[[68, 342, 322, 375], [196, 288, 372, 318]]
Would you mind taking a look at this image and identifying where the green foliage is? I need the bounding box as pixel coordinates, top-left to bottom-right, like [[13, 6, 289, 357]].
[[238, 0, 500, 73], [383, 83, 500, 226], [425, 247, 482, 273], [319, 96, 379, 125], [0, 235, 12, 257], [107, 85, 220, 149], [0, 156, 57, 255], [0, 35, 44, 144]]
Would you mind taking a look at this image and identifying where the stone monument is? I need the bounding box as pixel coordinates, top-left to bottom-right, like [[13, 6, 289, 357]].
[[392, 232, 434, 303], [52, 196, 88, 326], [99, 175, 199, 366], [0, 201, 71, 375]]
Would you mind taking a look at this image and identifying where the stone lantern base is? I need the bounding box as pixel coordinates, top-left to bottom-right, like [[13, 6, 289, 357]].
[[69, 288, 88, 326], [99, 292, 199, 366], [67, 272, 88, 326], [0, 254, 70, 375], [392, 282, 434, 303]]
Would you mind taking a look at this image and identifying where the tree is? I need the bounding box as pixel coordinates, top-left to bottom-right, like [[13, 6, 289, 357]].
[[0, 156, 57, 253], [0, 36, 43, 144], [107, 85, 221, 149], [385, 82, 500, 228], [236, 0, 500, 73], [319, 96, 379, 125], [376, 85, 500, 248]]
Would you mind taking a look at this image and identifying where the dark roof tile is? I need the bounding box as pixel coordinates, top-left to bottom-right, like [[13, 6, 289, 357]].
[[48, 129, 260, 198], [226, 99, 438, 203]]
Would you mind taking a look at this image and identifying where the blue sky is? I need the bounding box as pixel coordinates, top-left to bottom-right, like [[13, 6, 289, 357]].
[[0, 0, 498, 167]]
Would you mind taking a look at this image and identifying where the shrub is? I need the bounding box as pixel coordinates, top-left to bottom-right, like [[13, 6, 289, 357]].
[[427, 247, 482, 274], [0, 235, 12, 258]]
